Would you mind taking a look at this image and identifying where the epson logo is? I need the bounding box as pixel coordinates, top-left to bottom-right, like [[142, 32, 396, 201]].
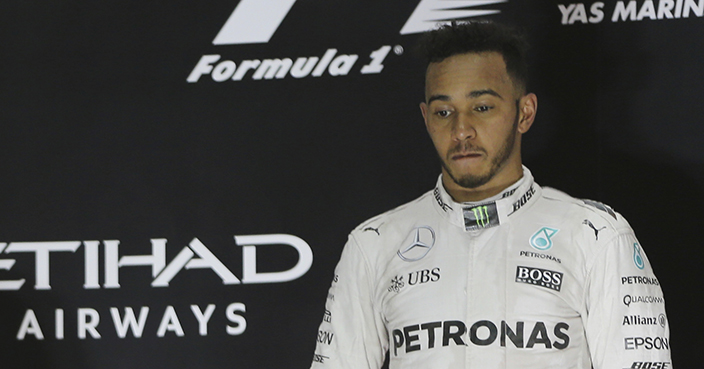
[[391, 319, 569, 356], [317, 330, 334, 345], [0, 234, 312, 290], [624, 336, 670, 350], [515, 266, 563, 291]]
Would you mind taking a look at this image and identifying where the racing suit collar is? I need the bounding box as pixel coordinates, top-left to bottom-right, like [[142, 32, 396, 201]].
[[432, 166, 540, 232]]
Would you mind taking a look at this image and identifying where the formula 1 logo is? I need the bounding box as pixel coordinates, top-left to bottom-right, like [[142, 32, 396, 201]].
[[193, 0, 508, 82], [400, 0, 508, 35], [213, 0, 297, 45], [212, 0, 508, 45]]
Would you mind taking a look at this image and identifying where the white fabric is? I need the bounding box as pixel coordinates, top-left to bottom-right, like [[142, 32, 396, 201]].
[[311, 167, 671, 369]]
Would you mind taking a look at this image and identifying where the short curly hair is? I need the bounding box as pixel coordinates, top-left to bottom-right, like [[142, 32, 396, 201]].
[[418, 21, 530, 92]]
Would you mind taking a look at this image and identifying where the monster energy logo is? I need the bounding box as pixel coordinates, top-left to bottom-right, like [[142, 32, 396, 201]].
[[463, 203, 499, 231], [472, 206, 489, 227]]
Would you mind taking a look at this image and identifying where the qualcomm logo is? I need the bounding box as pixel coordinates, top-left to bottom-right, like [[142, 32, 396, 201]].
[[212, 0, 507, 46]]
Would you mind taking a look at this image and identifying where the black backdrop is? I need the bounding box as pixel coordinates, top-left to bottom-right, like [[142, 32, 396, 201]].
[[1, 0, 702, 367]]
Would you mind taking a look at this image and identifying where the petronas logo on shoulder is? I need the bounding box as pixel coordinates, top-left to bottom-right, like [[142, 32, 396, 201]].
[[530, 227, 559, 251], [633, 243, 645, 270]]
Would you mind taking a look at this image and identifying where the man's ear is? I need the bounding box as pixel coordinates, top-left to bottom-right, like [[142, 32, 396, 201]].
[[420, 102, 429, 130], [517, 93, 537, 134]]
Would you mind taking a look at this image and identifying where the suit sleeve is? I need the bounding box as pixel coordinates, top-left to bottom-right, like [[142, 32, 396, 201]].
[[584, 231, 672, 369], [310, 234, 388, 369]]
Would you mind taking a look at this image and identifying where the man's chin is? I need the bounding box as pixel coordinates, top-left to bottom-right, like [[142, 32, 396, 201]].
[[446, 168, 493, 190], [453, 174, 492, 189], [441, 159, 493, 189]]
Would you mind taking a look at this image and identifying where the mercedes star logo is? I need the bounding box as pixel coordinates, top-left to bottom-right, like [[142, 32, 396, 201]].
[[397, 226, 436, 261]]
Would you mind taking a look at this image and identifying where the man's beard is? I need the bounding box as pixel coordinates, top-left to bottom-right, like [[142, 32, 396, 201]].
[[440, 109, 519, 190]]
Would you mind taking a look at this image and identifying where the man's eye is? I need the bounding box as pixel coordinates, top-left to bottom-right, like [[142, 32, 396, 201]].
[[436, 110, 451, 118], [475, 105, 492, 112]]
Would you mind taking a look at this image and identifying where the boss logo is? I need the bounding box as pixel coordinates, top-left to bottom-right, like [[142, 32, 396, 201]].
[[515, 266, 563, 291]]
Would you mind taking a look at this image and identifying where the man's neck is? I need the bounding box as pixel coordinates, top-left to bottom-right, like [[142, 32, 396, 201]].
[[442, 166, 524, 203]]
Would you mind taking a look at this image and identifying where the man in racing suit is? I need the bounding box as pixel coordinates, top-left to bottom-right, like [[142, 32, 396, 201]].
[[311, 21, 671, 369]]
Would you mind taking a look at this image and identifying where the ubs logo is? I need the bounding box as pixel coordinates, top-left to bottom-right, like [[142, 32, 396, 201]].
[[389, 267, 441, 293], [408, 267, 440, 286]]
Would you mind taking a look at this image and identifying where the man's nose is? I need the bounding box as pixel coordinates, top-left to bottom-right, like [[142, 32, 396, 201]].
[[452, 113, 477, 141]]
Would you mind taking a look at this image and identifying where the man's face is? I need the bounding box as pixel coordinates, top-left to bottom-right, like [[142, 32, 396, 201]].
[[421, 52, 535, 194]]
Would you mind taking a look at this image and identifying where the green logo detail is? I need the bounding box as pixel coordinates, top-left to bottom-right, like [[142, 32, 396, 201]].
[[633, 243, 645, 270], [530, 227, 559, 251], [472, 206, 489, 228]]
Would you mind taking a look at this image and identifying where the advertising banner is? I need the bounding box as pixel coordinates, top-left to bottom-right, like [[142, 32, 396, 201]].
[[1, 1, 702, 367]]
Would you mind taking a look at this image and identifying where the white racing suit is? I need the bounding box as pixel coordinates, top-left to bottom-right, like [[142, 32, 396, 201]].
[[311, 167, 671, 369]]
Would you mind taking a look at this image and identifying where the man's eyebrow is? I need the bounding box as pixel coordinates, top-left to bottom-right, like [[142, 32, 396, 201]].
[[467, 89, 503, 99], [427, 90, 504, 104], [427, 94, 450, 104]]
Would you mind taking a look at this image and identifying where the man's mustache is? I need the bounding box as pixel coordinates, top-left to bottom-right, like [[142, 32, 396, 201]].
[[447, 142, 486, 156]]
